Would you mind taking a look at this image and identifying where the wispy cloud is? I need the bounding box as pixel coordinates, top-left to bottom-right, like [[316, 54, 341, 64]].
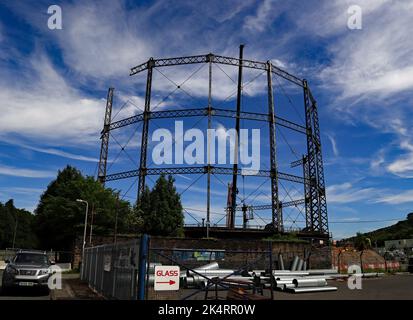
[[326, 182, 381, 203], [387, 140, 413, 178], [0, 51, 104, 145], [375, 189, 413, 205], [315, 1, 413, 100], [326, 133, 339, 157], [0, 187, 44, 195], [3, 139, 99, 162], [25, 146, 99, 162], [243, 0, 279, 32], [0, 164, 55, 178]]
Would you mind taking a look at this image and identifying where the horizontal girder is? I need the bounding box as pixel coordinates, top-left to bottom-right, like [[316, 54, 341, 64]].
[[130, 54, 303, 87], [107, 107, 306, 134], [235, 198, 306, 211], [105, 166, 310, 185]]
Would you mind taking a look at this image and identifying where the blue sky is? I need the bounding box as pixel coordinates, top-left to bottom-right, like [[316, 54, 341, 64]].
[[0, 0, 412, 239]]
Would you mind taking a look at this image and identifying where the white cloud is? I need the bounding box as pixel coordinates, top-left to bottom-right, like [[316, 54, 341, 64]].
[[326, 182, 380, 203], [0, 52, 105, 145], [24, 145, 99, 162], [328, 181, 413, 205], [375, 189, 413, 205], [317, 1, 413, 99], [0, 187, 44, 195], [53, 2, 152, 79], [386, 140, 413, 178], [0, 164, 55, 178], [375, 120, 413, 178], [243, 0, 278, 32], [326, 134, 339, 157], [296, 0, 413, 180], [295, 0, 390, 38], [370, 148, 385, 172]]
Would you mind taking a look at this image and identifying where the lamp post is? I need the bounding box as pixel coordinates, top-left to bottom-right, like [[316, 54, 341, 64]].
[[89, 204, 95, 245], [76, 199, 89, 279]]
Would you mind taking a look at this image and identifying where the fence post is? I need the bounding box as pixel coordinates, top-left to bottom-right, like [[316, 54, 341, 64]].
[[360, 250, 364, 273], [137, 234, 149, 300], [268, 241, 274, 300]]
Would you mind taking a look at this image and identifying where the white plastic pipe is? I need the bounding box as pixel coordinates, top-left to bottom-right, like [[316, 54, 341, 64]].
[[293, 278, 327, 288], [288, 286, 337, 293]]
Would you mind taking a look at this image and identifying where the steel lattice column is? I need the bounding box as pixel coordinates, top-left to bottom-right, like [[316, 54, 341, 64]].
[[97, 88, 114, 185], [309, 98, 329, 234], [137, 59, 154, 203], [267, 62, 282, 232], [302, 156, 312, 230], [303, 80, 329, 234], [303, 80, 319, 232]]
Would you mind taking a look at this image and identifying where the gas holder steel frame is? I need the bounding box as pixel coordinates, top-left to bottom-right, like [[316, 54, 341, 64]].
[[96, 50, 329, 236]]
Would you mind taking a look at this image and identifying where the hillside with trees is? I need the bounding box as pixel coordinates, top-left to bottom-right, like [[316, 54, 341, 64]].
[[340, 213, 413, 247]]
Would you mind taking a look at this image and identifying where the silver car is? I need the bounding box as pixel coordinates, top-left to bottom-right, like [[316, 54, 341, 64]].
[[2, 250, 53, 293]]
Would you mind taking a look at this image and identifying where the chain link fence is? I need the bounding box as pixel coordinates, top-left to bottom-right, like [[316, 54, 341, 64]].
[[82, 239, 140, 300], [80, 236, 332, 300]]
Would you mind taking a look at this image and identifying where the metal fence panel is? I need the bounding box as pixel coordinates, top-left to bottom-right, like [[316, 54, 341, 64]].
[[81, 239, 140, 300]]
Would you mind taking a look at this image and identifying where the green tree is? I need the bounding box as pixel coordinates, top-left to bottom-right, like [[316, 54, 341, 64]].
[[0, 200, 38, 249], [354, 232, 371, 250], [35, 165, 132, 250], [137, 175, 184, 237]]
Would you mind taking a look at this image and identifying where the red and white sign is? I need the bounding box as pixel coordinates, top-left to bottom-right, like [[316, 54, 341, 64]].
[[154, 266, 180, 291]]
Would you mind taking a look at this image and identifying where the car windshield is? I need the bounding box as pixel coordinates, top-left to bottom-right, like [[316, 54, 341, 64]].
[[14, 253, 48, 265]]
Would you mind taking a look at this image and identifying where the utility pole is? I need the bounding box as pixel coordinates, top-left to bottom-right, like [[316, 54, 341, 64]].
[[76, 199, 89, 280]]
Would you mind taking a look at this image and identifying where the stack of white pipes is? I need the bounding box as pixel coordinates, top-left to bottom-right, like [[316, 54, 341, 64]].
[[272, 267, 341, 293], [144, 259, 383, 293], [185, 262, 255, 289]]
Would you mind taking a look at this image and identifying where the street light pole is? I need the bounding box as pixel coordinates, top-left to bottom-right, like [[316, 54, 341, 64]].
[[89, 204, 95, 245], [76, 199, 89, 279]]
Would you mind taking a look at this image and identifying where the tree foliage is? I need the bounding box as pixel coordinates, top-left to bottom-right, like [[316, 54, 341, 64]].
[[0, 200, 38, 249], [353, 232, 372, 250], [136, 174, 184, 237], [35, 165, 132, 251], [341, 213, 413, 247]]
